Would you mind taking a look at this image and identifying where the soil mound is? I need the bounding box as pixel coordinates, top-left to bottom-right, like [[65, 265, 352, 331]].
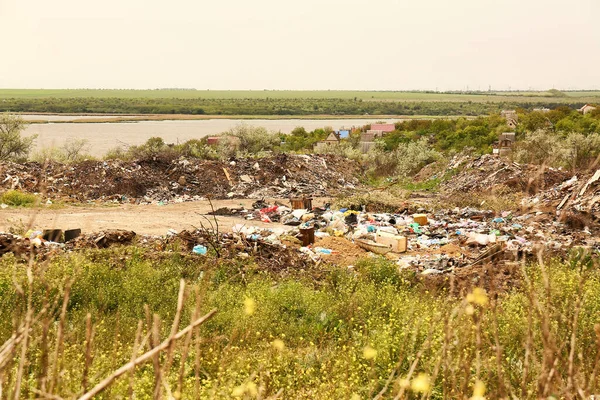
[[441, 155, 568, 195]]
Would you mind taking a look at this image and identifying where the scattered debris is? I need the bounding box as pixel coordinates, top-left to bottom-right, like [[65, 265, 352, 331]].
[[2, 152, 598, 291], [72, 230, 137, 249]]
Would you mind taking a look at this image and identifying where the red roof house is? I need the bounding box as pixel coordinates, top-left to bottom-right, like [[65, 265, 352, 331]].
[[370, 123, 395, 133]]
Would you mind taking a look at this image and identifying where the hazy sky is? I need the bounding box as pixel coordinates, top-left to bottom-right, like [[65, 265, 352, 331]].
[[1, 0, 598, 90]]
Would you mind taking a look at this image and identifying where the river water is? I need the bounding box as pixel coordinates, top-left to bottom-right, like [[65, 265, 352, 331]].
[[22, 118, 399, 157]]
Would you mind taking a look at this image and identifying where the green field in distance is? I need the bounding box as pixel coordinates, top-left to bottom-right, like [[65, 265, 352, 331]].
[[1, 89, 599, 103]]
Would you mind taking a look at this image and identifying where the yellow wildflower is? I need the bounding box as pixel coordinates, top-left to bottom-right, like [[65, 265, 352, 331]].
[[272, 339, 285, 351], [244, 297, 256, 315], [466, 287, 488, 306], [411, 373, 431, 393], [362, 345, 377, 360], [471, 380, 486, 400]]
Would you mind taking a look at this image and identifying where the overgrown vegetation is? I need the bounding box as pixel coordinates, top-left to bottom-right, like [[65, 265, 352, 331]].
[[0, 248, 599, 398], [0, 190, 38, 207], [30, 139, 93, 163]]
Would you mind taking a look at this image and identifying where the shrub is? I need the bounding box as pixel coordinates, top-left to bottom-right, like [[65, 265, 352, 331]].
[[367, 137, 442, 178], [563, 132, 600, 171], [315, 141, 364, 161], [513, 129, 565, 166], [0, 113, 36, 161], [104, 146, 130, 160], [0, 190, 38, 206], [281, 127, 328, 151], [513, 130, 600, 171], [174, 139, 219, 160], [31, 139, 93, 163], [30, 146, 67, 163], [227, 124, 280, 154], [62, 138, 91, 162]]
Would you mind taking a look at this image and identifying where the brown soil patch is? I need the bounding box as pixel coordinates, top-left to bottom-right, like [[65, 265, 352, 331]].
[[314, 236, 369, 266]]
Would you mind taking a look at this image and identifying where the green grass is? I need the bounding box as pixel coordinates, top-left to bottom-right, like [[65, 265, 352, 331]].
[[2, 89, 600, 103], [0, 247, 599, 398], [398, 177, 441, 191]]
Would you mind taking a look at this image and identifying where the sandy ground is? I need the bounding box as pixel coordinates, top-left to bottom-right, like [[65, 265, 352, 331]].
[[0, 198, 331, 236]]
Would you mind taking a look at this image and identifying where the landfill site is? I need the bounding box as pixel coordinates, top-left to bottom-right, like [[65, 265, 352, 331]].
[[1, 151, 598, 293]]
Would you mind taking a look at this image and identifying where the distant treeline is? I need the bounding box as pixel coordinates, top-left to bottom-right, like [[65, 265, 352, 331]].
[[0, 97, 590, 116]]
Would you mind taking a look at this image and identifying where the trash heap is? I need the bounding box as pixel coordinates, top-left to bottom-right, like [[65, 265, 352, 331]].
[[0, 231, 67, 260], [0, 154, 360, 203], [441, 154, 568, 195], [147, 227, 316, 276], [210, 198, 597, 275], [522, 168, 600, 218], [0, 197, 596, 281]]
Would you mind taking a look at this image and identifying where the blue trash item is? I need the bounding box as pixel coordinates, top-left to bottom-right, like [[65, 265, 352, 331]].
[[315, 247, 333, 255], [512, 224, 523, 229], [492, 217, 505, 223], [367, 225, 376, 233], [339, 208, 348, 213], [192, 245, 207, 255]]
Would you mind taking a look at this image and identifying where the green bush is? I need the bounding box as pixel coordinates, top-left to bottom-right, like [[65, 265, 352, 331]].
[[367, 137, 442, 178], [227, 124, 281, 155], [30, 139, 93, 163], [0, 190, 38, 206], [513, 129, 600, 171]]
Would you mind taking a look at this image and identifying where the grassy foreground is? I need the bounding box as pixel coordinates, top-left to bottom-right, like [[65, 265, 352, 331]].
[[0, 247, 599, 399]]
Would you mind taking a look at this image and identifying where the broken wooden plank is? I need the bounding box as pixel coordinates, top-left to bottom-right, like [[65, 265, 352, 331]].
[[557, 193, 571, 210], [578, 169, 600, 197], [222, 167, 232, 184]]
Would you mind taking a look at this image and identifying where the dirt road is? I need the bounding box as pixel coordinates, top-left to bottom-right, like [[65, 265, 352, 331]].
[[0, 198, 331, 236]]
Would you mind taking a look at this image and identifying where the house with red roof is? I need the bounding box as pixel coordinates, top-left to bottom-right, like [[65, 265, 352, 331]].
[[370, 123, 395, 133]]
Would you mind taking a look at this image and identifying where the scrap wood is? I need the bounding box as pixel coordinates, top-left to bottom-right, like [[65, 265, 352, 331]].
[[579, 169, 600, 197], [222, 167, 232, 184], [467, 243, 505, 267], [557, 192, 571, 210], [482, 167, 507, 182]]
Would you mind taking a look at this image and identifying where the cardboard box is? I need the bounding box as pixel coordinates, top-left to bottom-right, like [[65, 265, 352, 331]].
[[376, 232, 407, 253], [412, 213, 428, 225]]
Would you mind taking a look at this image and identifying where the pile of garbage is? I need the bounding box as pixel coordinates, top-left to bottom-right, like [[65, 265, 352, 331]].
[[521, 167, 600, 229], [441, 154, 568, 195], [206, 197, 599, 275], [0, 228, 139, 259], [0, 231, 69, 260], [2, 192, 597, 280], [0, 154, 361, 203]]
